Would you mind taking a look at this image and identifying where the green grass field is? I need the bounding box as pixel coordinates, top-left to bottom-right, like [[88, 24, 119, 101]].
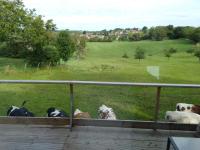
[[0, 39, 200, 120]]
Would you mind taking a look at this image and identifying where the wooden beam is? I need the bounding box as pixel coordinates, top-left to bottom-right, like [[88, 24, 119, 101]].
[[0, 117, 69, 126], [0, 117, 197, 131]]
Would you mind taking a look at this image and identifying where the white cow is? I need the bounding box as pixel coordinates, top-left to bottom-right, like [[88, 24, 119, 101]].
[[165, 111, 200, 124], [98, 104, 116, 120]]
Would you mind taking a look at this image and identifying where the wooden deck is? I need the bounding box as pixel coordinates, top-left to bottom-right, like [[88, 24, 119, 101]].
[[0, 124, 197, 150]]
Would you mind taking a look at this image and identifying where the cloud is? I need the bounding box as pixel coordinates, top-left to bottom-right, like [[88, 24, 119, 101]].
[[23, 0, 200, 30]]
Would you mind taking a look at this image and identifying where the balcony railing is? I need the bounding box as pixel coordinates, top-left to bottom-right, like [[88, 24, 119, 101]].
[[0, 80, 200, 131]]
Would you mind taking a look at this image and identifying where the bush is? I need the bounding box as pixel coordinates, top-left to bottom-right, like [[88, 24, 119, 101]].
[[122, 53, 129, 58], [186, 48, 194, 54], [169, 48, 177, 53], [164, 49, 171, 60], [27, 45, 59, 66], [43, 45, 60, 65], [0, 42, 10, 56]]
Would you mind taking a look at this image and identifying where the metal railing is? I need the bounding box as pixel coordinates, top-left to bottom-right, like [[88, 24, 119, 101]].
[[1, 80, 200, 130]]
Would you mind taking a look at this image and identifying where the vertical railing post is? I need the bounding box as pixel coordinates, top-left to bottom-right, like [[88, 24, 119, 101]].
[[154, 87, 161, 130], [69, 83, 74, 131]]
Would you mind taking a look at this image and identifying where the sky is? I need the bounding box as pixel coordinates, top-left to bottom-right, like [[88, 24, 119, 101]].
[[23, 0, 200, 31]]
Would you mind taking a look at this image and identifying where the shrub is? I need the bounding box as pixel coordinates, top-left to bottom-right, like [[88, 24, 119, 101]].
[[194, 49, 200, 62], [0, 42, 10, 56], [164, 49, 171, 60], [186, 48, 194, 54], [27, 45, 59, 66], [122, 53, 129, 58], [169, 48, 177, 53]]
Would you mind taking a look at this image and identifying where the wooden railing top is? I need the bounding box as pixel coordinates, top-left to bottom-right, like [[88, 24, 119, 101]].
[[0, 80, 200, 88]]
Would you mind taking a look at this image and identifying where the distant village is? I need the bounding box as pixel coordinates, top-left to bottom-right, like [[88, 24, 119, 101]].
[[80, 28, 142, 42]]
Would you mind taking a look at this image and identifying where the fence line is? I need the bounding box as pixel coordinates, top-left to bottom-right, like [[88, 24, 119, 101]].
[[0, 80, 200, 130]]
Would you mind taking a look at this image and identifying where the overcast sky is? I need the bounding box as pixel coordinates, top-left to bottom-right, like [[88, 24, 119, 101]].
[[23, 0, 200, 31]]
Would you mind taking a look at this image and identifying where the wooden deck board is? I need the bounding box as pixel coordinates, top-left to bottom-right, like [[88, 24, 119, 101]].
[[0, 124, 196, 150]]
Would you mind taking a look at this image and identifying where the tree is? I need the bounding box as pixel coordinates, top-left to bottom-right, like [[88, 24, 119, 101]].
[[45, 19, 56, 31], [194, 44, 200, 62], [190, 28, 200, 43], [75, 36, 86, 59], [128, 32, 144, 41], [173, 27, 185, 39], [142, 26, 148, 33], [164, 49, 172, 60], [166, 25, 175, 39], [149, 26, 168, 41], [57, 31, 76, 61], [134, 47, 145, 61]]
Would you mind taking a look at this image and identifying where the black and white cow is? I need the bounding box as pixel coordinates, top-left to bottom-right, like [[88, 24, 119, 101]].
[[176, 103, 200, 115], [7, 106, 34, 117], [47, 107, 68, 117]]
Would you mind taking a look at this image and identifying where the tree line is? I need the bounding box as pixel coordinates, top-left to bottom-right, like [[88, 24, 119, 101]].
[[0, 0, 86, 67], [83, 26, 200, 43]]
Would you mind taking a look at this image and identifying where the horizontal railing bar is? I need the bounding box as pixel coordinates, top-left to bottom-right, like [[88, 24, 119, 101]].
[[0, 80, 200, 88]]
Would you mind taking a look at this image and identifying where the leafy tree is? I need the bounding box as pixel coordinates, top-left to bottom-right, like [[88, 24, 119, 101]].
[[149, 26, 168, 41], [194, 44, 200, 62], [173, 27, 185, 39], [164, 49, 171, 60], [57, 31, 76, 61], [134, 47, 145, 61], [166, 25, 175, 39], [142, 26, 148, 33], [45, 19, 56, 31], [190, 28, 200, 43], [128, 32, 143, 41], [75, 36, 86, 59]]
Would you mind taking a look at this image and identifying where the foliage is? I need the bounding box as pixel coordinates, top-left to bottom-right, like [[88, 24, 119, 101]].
[[134, 47, 145, 61], [164, 49, 171, 60], [194, 44, 200, 62], [75, 36, 86, 59], [163, 47, 177, 60], [186, 48, 194, 54], [27, 45, 59, 66], [190, 28, 200, 43], [169, 48, 177, 54], [57, 31, 76, 61], [88, 36, 113, 42], [128, 32, 144, 41], [0, 0, 61, 66], [122, 53, 129, 58], [142, 26, 148, 33], [149, 26, 168, 41]]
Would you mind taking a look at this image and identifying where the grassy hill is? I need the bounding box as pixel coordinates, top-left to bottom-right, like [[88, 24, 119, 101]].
[[0, 39, 200, 120]]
